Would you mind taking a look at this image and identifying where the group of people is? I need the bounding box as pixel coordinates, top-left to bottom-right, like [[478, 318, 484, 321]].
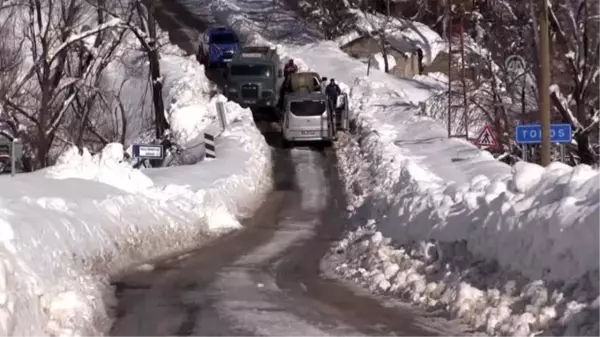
[[283, 59, 341, 111]]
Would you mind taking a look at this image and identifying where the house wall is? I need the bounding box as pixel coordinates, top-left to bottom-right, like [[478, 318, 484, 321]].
[[342, 37, 422, 77], [388, 50, 421, 77], [423, 51, 479, 81]]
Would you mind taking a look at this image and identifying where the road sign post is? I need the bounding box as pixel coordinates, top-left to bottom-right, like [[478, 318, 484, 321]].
[[0, 139, 22, 176], [216, 101, 228, 132], [515, 123, 572, 162], [11, 139, 18, 177]]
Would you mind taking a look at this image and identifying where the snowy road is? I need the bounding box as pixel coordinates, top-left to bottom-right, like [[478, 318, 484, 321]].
[[109, 135, 459, 336], [106, 2, 467, 335]]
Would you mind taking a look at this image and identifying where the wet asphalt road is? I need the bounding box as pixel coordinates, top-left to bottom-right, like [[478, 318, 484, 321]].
[[109, 129, 463, 336], [109, 1, 466, 335]]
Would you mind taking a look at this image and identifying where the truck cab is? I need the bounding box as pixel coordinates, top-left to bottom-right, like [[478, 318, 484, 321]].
[[224, 46, 284, 110], [200, 27, 240, 68]]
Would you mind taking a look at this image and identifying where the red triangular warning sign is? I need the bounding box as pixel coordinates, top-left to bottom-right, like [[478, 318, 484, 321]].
[[474, 125, 498, 147]]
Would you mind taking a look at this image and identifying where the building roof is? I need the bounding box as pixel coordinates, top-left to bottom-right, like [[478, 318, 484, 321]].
[[341, 31, 420, 54]]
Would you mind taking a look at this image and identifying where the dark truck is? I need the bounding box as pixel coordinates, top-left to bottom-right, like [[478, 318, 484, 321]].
[[199, 27, 240, 68], [224, 46, 284, 110]]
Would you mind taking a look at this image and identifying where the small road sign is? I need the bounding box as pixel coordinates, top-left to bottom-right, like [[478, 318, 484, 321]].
[[505, 55, 527, 77], [515, 124, 572, 144], [132, 144, 164, 159], [474, 124, 498, 147]]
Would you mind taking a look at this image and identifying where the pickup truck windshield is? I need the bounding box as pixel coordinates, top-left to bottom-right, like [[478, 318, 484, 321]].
[[229, 64, 271, 77], [210, 33, 238, 44], [290, 100, 326, 116]]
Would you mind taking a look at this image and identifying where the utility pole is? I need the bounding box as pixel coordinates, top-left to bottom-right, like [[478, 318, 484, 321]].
[[146, 2, 168, 140], [446, 0, 452, 138], [538, 0, 551, 166], [459, 6, 468, 140]]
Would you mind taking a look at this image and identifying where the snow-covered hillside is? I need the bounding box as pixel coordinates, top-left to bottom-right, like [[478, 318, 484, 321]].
[[192, 0, 600, 335]]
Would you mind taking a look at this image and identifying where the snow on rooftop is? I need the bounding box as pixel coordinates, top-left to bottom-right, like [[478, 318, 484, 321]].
[[340, 10, 447, 66]]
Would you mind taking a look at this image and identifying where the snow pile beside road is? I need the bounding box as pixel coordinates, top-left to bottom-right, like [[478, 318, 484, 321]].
[[330, 128, 599, 335], [46, 144, 154, 194], [0, 63, 272, 336], [161, 53, 218, 147]]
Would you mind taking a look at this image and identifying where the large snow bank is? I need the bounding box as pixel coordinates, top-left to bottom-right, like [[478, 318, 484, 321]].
[[331, 131, 599, 335], [0, 55, 272, 335]]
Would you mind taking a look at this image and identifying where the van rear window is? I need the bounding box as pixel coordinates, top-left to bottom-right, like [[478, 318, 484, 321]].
[[290, 100, 326, 116]]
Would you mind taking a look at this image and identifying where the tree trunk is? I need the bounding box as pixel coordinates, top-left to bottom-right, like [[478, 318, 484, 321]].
[[380, 36, 390, 73], [576, 133, 595, 164], [147, 3, 168, 139]]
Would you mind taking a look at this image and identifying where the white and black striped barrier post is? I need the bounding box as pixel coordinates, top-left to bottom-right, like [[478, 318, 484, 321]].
[[216, 101, 227, 131], [204, 132, 216, 159], [203, 102, 228, 159]]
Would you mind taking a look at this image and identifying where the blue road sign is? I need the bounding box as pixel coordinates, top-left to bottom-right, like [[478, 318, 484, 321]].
[[132, 144, 164, 159], [515, 124, 572, 144]]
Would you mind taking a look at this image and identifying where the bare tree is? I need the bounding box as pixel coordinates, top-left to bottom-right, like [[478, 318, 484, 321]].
[[546, 0, 599, 164], [97, 0, 169, 141], [293, 0, 358, 39], [0, 0, 133, 168], [360, 0, 393, 73], [0, 4, 23, 141]]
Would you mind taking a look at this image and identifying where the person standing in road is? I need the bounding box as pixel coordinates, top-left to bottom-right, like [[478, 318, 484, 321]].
[[283, 59, 299, 78], [279, 59, 299, 110], [325, 78, 341, 112]]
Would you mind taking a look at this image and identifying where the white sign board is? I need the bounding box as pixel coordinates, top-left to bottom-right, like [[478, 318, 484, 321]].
[[139, 146, 162, 158], [132, 144, 163, 159]]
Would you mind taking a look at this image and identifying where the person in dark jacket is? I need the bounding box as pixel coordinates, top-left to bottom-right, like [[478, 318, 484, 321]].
[[325, 78, 341, 112], [283, 59, 298, 77]]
